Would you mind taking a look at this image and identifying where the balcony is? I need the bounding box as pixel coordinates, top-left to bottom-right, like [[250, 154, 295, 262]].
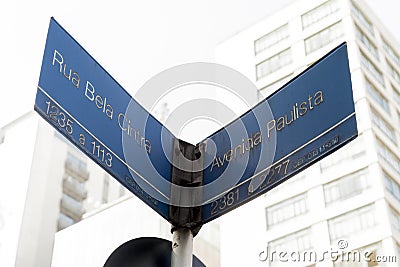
[[60, 194, 85, 221], [63, 176, 88, 201], [64, 160, 89, 182], [57, 213, 76, 231]]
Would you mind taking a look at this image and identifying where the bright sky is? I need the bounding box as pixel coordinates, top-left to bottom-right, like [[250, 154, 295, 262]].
[[1, 0, 399, 129]]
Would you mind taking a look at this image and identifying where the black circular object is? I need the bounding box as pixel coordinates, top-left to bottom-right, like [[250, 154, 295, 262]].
[[104, 237, 205, 267]]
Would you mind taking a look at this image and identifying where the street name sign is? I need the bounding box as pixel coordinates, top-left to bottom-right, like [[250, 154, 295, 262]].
[[34, 18, 174, 220], [34, 18, 357, 228], [200, 42, 357, 224]]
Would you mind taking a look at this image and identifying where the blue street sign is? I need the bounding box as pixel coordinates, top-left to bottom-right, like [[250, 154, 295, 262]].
[[35, 18, 357, 227], [200, 42, 357, 224], [34, 18, 174, 220]]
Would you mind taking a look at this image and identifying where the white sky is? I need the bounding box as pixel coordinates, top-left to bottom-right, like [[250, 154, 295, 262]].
[[1, 0, 399, 128]]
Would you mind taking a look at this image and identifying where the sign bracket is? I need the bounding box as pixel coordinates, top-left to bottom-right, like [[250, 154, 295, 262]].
[[169, 138, 203, 236]]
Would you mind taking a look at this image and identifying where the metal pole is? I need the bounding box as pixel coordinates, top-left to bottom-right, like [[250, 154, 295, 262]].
[[171, 227, 193, 267]]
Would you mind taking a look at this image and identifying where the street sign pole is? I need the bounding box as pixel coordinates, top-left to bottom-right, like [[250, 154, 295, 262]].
[[171, 227, 193, 267], [170, 139, 201, 267]]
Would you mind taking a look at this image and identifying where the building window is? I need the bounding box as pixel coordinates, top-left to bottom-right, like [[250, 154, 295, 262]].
[[365, 78, 389, 113], [365, 251, 379, 267], [63, 175, 88, 201], [65, 152, 89, 182], [376, 139, 400, 174], [397, 243, 400, 258], [328, 204, 376, 241], [66, 152, 87, 171], [351, 2, 374, 35], [388, 61, 400, 85], [256, 49, 292, 80], [393, 85, 400, 108], [254, 24, 289, 55], [360, 53, 385, 86], [301, 0, 339, 29], [389, 206, 400, 232], [59, 152, 88, 231], [304, 21, 343, 55], [266, 193, 307, 229], [268, 228, 312, 256], [333, 243, 381, 267], [324, 169, 369, 206], [102, 174, 109, 204], [320, 136, 366, 171], [57, 213, 76, 231], [259, 73, 293, 95], [384, 172, 400, 202], [60, 193, 85, 221], [119, 186, 126, 198], [370, 108, 396, 143], [355, 24, 379, 60], [383, 39, 400, 68]]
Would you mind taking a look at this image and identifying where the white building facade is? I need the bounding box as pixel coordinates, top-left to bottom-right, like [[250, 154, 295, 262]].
[[0, 113, 129, 267], [215, 0, 400, 266]]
